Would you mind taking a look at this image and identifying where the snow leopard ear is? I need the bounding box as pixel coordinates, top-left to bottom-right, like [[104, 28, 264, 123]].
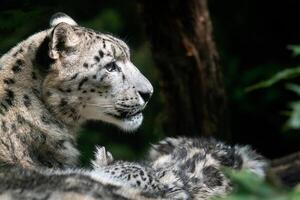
[[49, 22, 80, 59], [49, 12, 77, 27]]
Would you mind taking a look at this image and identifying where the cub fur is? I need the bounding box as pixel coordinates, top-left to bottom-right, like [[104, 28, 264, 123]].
[[0, 137, 267, 200]]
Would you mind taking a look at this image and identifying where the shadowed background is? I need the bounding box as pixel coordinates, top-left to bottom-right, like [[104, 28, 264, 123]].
[[1, 0, 300, 166]]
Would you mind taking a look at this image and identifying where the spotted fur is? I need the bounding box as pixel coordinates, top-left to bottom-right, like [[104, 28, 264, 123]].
[[0, 136, 267, 200], [88, 137, 268, 200], [0, 13, 267, 200], [0, 13, 153, 169]]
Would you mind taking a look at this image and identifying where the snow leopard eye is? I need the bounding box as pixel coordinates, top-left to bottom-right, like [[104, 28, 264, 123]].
[[105, 62, 118, 72]]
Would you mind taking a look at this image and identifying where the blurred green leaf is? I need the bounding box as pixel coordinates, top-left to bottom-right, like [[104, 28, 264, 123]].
[[214, 170, 299, 200], [284, 84, 300, 130], [286, 83, 300, 96], [288, 45, 300, 57], [246, 67, 300, 92]]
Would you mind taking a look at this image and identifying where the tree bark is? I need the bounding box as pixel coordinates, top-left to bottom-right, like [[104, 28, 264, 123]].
[[139, 0, 229, 139]]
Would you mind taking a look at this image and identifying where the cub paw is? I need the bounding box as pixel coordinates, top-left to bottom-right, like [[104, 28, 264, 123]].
[[91, 146, 114, 168]]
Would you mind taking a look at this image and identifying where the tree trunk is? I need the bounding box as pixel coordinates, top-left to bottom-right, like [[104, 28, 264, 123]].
[[139, 0, 229, 139]]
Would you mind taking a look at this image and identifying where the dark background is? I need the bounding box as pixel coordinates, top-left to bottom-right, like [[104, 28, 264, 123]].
[[1, 0, 300, 165]]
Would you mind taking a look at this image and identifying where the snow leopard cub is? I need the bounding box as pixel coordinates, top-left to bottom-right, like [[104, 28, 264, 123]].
[[90, 146, 189, 199], [90, 137, 267, 200]]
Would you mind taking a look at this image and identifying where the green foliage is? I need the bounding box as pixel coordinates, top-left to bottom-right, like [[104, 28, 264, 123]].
[[245, 67, 300, 92], [214, 170, 300, 200], [232, 45, 300, 199], [284, 84, 300, 130], [246, 45, 300, 92], [246, 45, 300, 131], [288, 45, 300, 57]]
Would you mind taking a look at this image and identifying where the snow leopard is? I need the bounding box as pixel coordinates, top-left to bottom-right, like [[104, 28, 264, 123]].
[[0, 137, 267, 200], [0, 12, 152, 169], [88, 137, 267, 199], [0, 12, 267, 200]]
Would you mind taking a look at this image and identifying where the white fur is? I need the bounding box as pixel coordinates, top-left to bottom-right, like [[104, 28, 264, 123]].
[[236, 146, 268, 177], [50, 14, 77, 27]]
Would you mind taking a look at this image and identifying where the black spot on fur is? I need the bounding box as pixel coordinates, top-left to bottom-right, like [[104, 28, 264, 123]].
[[56, 140, 67, 150], [0, 103, 7, 112], [12, 48, 23, 57], [111, 45, 116, 57], [41, 115, 49, 124], [70, 107, 76, 113], [99, 74, 107, 82], [136, 180, 141, 186], [1, 120, 8, 132], [32, 72, 37, 80], [32, 88, 41, 97], [41, 113, 63, 126], [78, 77, 88, 90], [23, 94, 31, 108], [16, 59, 23, 65], [66, 88, 72, 93], [12, 59, 24, 73], [3, 78, 15, 85], [60, 98, 68, 107], [83, 63, 89, 68], [46, 91, 52, 96], [203, 166, 223, 188], [0, 107, 5, 115], [39, 133, 47, 144], [11, 124, 16, 131], [211, 146, 238, 168], [17, 115, 24, 124], [99, 50, 104, 58], [94, 56, 100, 62], [92, 75, 97, 79], [4, 89, 14, 106], [90, 89, 95, 92], [70, 73, 79, 80]]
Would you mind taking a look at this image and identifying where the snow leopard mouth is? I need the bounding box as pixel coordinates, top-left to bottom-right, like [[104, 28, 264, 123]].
[[108, 111, 142, 120], [105, 112, 143, 131]]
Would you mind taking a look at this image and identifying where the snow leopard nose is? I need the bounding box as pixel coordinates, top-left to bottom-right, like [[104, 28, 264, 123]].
[[138, 91, 152, 103]]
